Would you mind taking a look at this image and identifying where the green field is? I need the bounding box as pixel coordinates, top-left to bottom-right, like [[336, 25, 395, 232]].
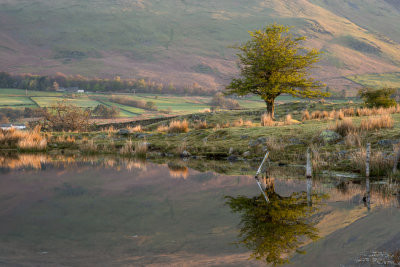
[[31, 97, 101, 108], [0, 96, 36, 107], [347, 73, 400, 89], [0, 88, 342, 119]]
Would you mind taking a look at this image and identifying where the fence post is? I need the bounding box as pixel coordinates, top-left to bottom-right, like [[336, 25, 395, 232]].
[[366, 143, 371, 178], [306, 148, 312, 206], [365, 143, 371, 211], [393, 148, 400, 173], [306, 147, 312, 178]]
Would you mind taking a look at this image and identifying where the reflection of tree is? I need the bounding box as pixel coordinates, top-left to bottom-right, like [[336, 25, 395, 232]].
[[225, 179, 325, 266]]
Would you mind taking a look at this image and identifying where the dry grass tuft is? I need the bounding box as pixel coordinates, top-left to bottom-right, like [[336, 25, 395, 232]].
[[302, 110, 310, 121], [266, 137, 285, 151], [232, 118, 244, 127], [331, 118, 357, 136], [193, 120, 208, 129], [157, 124, 169, 132], [343, 108, 355, 117], [82, 139, 97, 152], [0, 126, 47, 150], [311, 110, 330, 120], [359, 114, 394, 131], [261, 113, 275, 126], [120, 139, 134, 155], [350, 148, 393, 176], [167, 119, 189, 133], [135, 141, 147, 157], [127, 125, 143, 132], [284, 114, 293, 125], [231, 118, 254, 127], [103, 126, 117, 133], [344, 131, 362, 147]]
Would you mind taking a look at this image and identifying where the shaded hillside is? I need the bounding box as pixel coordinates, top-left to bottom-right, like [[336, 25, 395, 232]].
[[0, 0, 399, 94]]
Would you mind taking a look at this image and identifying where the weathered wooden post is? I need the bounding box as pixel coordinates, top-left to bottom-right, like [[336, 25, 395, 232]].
[[254, 151, 270, 203], [392, 147, 400, 173], [306, 148, 312, 207], [306, 147, 312, 178], [366, 143, 371, 178], [365, 143, 371, 211]]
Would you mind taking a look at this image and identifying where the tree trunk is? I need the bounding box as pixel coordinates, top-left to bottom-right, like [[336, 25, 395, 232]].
[[265, 99, 275, 119]]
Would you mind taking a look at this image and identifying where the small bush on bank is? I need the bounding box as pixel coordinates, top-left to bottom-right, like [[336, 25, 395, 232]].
[[359, 87, 397, 108]]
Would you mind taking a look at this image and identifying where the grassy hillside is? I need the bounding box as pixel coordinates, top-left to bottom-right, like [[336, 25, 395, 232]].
[[0, 0, 399, 94]]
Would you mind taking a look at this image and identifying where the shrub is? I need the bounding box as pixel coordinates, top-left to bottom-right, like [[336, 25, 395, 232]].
[[359, 87, 397, 108], [109, 95, 157, 111], [40, 101, 91, 132], [92, 104, 119, 118], [210, 92, 240, 109]]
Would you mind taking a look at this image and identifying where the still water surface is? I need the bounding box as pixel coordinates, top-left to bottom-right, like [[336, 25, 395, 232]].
[[0, 155, 399, 266]]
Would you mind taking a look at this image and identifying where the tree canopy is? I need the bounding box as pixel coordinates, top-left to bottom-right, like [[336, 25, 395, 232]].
[[226, 24, 327, 117]]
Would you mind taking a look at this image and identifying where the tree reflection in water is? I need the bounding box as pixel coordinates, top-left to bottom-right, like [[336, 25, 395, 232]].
[[226, 178, 326, 266]]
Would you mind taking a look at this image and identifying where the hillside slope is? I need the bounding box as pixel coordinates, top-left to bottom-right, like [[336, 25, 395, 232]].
[[0, 0, 399, 93]]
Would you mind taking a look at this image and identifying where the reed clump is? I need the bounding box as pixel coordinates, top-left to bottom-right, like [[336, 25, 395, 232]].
[[120, 139, 134, 155], [266, 137, 285, 152], [167, 119, 189, 133], [261, 113, 275, 126], [135, 141, 147, 158], [350, 148, 393, 177], [231, 117, 254, 127], [81, 138, 98, 153], [127, 125, 143, 132], [193, 120, 208, 129], [359, 114, 394, 131], [0, 126, 47, 150], [344, 131, 362, 147], [330, 118, 357, 136], [302, 110, 310, 121]]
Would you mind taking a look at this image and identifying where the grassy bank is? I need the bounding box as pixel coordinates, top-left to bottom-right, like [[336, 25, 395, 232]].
[[3, 101, 400, 178]]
